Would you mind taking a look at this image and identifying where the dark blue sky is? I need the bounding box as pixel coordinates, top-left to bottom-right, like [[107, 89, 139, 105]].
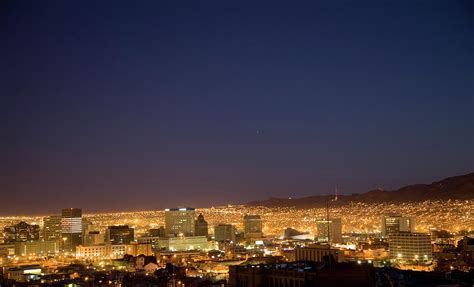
[[1, 1, 473, 215]]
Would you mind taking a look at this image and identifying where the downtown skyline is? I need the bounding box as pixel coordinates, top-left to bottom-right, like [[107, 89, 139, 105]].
[[1, 1, 474, 285]]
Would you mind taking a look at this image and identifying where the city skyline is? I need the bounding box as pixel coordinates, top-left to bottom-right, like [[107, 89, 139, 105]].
[[1, 1, 473, 285], [1, 201, 472, 286]]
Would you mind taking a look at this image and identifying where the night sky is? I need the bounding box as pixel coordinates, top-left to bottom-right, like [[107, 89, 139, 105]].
[[1, 1, 473, 215]]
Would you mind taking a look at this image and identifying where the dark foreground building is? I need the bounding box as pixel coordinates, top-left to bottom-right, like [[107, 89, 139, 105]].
[[228, 262, 374, 287], [106, 225, 135, 245]]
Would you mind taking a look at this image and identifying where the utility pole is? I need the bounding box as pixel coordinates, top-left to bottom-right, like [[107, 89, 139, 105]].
[[326, 200, 331, 269], [326, 187, 338, 270]]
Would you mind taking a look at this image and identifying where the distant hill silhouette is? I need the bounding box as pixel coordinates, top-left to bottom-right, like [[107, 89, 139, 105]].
[[246, 172, 474, 208]]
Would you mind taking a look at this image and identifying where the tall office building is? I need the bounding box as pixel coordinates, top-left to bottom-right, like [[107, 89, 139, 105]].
[[84, 231, 104, 246], [106, 225, 135, 245], [244, 215, 263, 239], [194, 214, 209, 238], [316, 218, 343, 244], [43, 215, 62, 241], [165, 207, 195, 237], [214, 224, 236, 242], [381, 215, 415, 236], [82, 218, 93, 237], [61, 208, 83, 252], [389, 232, 432, 265], [3, 222, 40, 243], [83, 221, 103, 246]]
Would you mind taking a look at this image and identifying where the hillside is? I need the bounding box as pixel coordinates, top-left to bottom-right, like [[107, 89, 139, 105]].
[[246, 172, 474, 208]]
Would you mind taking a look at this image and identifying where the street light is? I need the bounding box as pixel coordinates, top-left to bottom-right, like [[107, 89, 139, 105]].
[[62, 237, 68, 252]]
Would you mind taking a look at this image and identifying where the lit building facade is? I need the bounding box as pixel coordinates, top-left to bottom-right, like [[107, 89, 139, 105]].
[[61, 208, 83, 252], [244, 215, 263, 239], [14, 241, 60, 256], [165, 207, 195, 236], [194, 213, 209, 237], [137, 236, 161, 249], [4, 265, 42, 283], [214, 224, 236, 242], [106, 225, 135, 245], [388, 232, 432, 265], [316, 218, 342, 244], [126, 242, 153, 256], [0, 244, 15, 257], [148, 226, 166, 237], [84, 231, 104, 246], [381, 215, 415, 236], [459, 236, 474, 265], [3, 222, 40, 243], [76, 244, 127, 259], [158, 235, 208, 251], [43, 215, 62, 241], [295, 244, 344, 263]]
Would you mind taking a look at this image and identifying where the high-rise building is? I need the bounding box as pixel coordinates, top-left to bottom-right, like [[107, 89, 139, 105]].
[[214, 224, 236, 242], [82, 218, 93, 238], [381, 215, 415, 236], [84, 231, 104, 246], [82, 220, 104, 246], [43, 215, 62, 241], [194, 213, 208, 238], [316, 218, 342, 244], [165, 207, 195, 237], [389, 232, 432, 265], [244, 215, 263, 239], [106, 225, 135, 245], [61, 208, 83, 252], [3, 222, 40, 243]]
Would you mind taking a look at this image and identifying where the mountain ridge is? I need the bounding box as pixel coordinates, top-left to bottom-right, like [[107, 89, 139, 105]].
[[246, 172, 474, 208]]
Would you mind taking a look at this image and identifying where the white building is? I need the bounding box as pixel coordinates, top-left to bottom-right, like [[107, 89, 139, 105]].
[[158, 236, 208, 251], [389, 232, 432, 265], [76, 244, 127, 259]]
